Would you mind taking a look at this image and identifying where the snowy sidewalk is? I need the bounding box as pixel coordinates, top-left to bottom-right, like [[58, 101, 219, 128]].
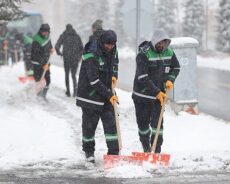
[[0, 62, 230, 178]]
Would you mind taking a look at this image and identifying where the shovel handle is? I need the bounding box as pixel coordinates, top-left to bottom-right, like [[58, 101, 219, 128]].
[[111, 84, 122, 152], [39, 60, 50, 81], [35, 60, 50, 94], [4, 48, 8, 65], [151, 90, 169, 153]]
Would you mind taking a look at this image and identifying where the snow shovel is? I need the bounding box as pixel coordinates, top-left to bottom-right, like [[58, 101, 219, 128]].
[[18, 62, 35, 83], [23, 61, 49, 96], [103, 84, 143, 169], [35, 62, 50, 94], [18, 75, 35, 83], [132, 90, 170, 166]]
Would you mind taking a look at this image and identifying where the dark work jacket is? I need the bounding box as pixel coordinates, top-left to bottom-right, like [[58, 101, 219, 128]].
[[85, 29, 105, 53], [55, 28, 83, 62], [31, 33, 53, 67], [132, 41, 180, 103], [76, 42, 119, 111]]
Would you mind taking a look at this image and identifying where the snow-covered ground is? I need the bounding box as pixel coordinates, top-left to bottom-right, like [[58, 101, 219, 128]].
[[0, 57, 230, 178]]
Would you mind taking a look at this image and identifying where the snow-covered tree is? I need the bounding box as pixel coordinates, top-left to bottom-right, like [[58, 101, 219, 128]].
[[216, 0, 230, 53], [96, 0, 109, 27], [154, 0, 177, 37], [67, 0, 112, 44], [182, 0, 204, 50], [0, 0, 29, 22], [66, 0, 94, 43], [113, 0, 128, 47]]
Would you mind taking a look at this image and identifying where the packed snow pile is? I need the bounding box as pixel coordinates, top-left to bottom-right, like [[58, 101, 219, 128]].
[[0, 64, 81, 170], [171, 37, 199, 47], [0, 62, 230, 178]]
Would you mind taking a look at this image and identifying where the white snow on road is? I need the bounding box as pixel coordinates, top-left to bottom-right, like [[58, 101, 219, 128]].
[[0, 61, 230, 178], [197, 54, 230, 71]]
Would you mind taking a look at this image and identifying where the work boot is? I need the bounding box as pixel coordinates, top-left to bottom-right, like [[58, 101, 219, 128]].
[[155, 146, 161, 153], [65, 90, 71, 97], [107, 150, 119, 155], [85, 153, 95, 169], [37, 86, 49, 101], [85, 153, 95, 163], [73, 87, 77, 97], [141, 142, 151, 153], [43, 86, 49, 97]]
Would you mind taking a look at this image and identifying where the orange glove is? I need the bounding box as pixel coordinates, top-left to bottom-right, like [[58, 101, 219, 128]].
[[43, 64, 49, 71], [165, 80, 173, 91], [112, 76, 117, 87], [50, 48, 55, 54], [109, 95, 119, 106], [156, 91, 167, 106]]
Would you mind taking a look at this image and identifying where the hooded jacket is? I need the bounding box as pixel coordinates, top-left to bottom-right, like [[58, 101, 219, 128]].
[[55, 25, 83, 62], [85, 29, 105, 53], [132, 29, 180, 102], [76, 31, 119, 111]]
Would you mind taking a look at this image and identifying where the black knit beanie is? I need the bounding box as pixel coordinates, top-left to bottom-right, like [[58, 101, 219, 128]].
[[39, 23, 50, 32], [101, 30, 117, 44]]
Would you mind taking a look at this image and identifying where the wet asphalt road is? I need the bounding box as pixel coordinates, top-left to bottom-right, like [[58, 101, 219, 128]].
[[198, 68, 230, 122], [0, 168, 230, 184]]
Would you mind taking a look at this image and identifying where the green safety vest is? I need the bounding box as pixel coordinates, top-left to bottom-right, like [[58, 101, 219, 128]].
[[33, 34, 50, 47], [144, 47, 174, 62]]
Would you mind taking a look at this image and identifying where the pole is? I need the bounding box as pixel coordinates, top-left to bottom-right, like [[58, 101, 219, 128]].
[[136, 0, 140, 54], [205, 0, 209, 50], [176, 0, 181, 35]]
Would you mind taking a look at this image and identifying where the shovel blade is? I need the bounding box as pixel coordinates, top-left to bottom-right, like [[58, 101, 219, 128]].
[[18, 76, 34, 83], [132, 152, 170, 166], [35, 78, 46, 94], [103, 155, 143, 169]]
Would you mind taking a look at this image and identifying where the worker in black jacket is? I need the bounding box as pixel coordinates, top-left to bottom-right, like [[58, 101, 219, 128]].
[[31, 23, 54, 100], [132, 29, 180, 153], [76, 30, 119, 164], [55, 24, 83, 97], [83, 19, 105, 54]]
